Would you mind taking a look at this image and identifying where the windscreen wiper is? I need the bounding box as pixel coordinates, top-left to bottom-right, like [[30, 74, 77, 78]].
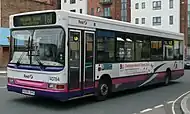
[[16, 36, 31, 66], [35, 56, 45, 68], [30, 38, 45, 69]]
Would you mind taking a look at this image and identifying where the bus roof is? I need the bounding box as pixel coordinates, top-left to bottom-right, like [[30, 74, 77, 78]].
[[10, 10, 184, 40]]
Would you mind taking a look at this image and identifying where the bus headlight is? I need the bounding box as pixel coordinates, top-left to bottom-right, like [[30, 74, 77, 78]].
[[8, 78, 14, 84], [48, 83, 56, 89], [48, 84, 65, 90]]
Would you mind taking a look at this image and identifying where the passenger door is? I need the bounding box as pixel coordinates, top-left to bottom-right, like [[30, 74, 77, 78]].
[[68, 29, 95, 97], [83, 31, 95, 94]]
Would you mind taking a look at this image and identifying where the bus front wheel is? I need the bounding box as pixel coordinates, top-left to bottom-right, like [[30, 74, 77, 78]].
[[96, 79, 111, 101]]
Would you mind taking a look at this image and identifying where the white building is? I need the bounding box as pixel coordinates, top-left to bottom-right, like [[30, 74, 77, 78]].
[[61, 0, 87, 14], [131, 0, 180, 33]]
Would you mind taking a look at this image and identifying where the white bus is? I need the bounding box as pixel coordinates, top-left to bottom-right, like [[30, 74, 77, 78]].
[[7, 10, 184, 101]]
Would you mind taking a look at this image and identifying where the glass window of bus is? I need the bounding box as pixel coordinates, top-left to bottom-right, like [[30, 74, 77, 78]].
[[32, 28, 64, 66], [164, 40, 174, 60], [150, 37, 163, 60], [179, 41, 183, 60], [10, 28, 65, 66], [10, 30, 33, 64], [173, 40, 180, 60], [96, 30, 115, 62], [116, 33, 135, 61], [135, 35, 150, 61]]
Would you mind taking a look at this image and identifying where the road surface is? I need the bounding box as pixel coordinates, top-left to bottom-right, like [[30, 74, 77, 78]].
[[0, 70, 190, 114]]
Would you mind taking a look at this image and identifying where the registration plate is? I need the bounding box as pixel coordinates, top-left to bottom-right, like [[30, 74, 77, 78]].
[[22, 89, 35, 96]]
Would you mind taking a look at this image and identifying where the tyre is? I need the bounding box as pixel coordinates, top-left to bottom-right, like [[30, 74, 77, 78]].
[[96, 79, 111, 101], [164, 70, 171, 86]]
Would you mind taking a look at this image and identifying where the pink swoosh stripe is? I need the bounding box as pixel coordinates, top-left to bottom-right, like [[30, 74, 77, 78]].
[[15, 79, 47, 89]]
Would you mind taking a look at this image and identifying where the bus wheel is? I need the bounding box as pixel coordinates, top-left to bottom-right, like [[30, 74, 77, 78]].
[[164, 70, 171, 86], [96, 79, 111, 101]]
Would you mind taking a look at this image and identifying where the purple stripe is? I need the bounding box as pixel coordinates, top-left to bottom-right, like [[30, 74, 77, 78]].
[[7, 84, 95, 101], [7, 64, 64, 72]]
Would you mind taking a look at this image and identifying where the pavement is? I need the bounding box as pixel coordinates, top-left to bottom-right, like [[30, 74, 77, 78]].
[[0, 70, 190, 114], [0, 67, 7, 75], [181, 92, 190, 114]]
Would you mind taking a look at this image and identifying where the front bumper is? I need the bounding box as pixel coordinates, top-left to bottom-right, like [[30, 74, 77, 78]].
[[7, 84, 68, 101]]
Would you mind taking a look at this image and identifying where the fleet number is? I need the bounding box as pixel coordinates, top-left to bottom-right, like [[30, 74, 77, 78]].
[[49, 77, 60, 82]]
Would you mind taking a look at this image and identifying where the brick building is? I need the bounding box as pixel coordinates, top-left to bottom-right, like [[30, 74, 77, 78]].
[[0, 0, 59, 67], [88, 0, 131, 22], [180, 0, 188, 55]]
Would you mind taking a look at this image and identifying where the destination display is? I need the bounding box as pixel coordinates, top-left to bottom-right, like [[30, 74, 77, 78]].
[[13, 12, 56, 27]]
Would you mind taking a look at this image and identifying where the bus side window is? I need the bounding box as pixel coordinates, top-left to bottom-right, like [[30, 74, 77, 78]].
[[150, 37, 163, 61], [179, 41, 183, 60], [135, 35, 150, 61], [164, 40, 174, 60], [96, 30, 115, 63]]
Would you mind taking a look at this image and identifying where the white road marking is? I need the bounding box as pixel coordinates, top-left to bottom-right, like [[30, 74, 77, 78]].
[[0, 86, 7, 89], [154, 104, 164, 109], [140, 108, 152, 113], [134, 99, 185, 114], [172, 91, 190, 114], [167, 101, 174, 104]]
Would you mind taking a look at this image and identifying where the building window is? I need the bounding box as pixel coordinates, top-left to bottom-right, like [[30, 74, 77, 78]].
[[153, 1, 161, 10], [121, 0, 127, 21], [135, 3, 139, 9], [91, 8, 94, 15], [57, 0, 61, 9], [142, 18, 145, 24], [70, 9, 76, 12], [103, 7, 111, 17], [153, 17, 161, 25], [169, 0, 173, 9], [188, 12, 190, 27], [169, 16, 173, 25], [135, 18, 139, 24], [64, 0, 66, 3], [121, 16, 127, 22], [34, 0, 54, 5], [142, 2, 145, 9], [80, 9, 82, 13], [97, 7, 101, 12], [121, 0, 127, 10], [70, 0, 76, 4]]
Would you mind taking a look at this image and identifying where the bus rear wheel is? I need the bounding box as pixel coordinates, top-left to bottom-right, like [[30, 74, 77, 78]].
[[164, 70, 171, 86], [96, 79, 111, 101]]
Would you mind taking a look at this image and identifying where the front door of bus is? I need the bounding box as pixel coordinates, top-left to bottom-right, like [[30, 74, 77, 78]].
[[68, 29, 95, 98]]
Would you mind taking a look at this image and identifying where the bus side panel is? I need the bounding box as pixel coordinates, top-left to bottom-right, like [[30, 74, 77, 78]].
[[95, 60, 184, 92]]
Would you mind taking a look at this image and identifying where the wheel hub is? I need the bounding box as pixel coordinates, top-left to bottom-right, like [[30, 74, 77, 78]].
[[100, 84, 108, 96]]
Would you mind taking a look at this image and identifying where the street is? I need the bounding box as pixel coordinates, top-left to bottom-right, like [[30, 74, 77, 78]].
[[1, 70, 190, 114]]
